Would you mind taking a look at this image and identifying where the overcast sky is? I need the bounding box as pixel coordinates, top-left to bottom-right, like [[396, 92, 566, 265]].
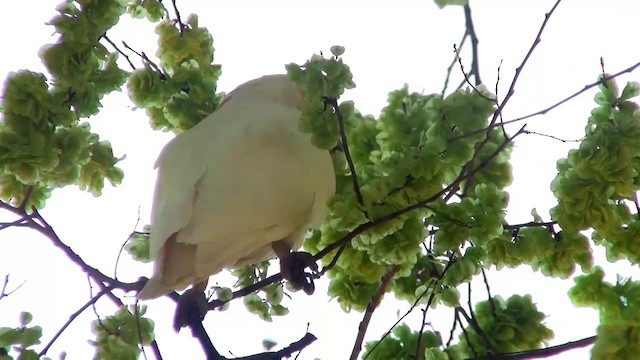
[[2, 0, 640, 359]]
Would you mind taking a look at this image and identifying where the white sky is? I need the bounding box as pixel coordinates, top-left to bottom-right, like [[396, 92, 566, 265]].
[[2, 0, 640, 359]]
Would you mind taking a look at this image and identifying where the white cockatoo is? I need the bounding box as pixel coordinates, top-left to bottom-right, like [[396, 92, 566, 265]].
[[137, 74, 335, 328]]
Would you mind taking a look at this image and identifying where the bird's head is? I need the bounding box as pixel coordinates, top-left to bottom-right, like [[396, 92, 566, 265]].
[[219, 74, 305, 110]]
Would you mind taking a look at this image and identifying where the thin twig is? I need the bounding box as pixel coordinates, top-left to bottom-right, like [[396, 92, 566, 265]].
[[490, 0, 563, 125], [115, 207, 142, 279], [450, 58, 640, 143], [101, 34, 136, 70], [363, 280, 436, 360], [39, 285, 113, 356], [453, 44, 493, 101], [365, 254, 457, 359], [523, 129, 584, 143], [479, 267, 497, 318], [458, 312, 478, 358], [349, 266, 400, 360], [324, 97, 366, 213], [441, 31, 469, 97], [447, 308, 459, 347], [0, 274, 26, 301]]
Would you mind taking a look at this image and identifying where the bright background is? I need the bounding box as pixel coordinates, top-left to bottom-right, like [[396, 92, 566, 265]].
[[2, 0, 640, 359]]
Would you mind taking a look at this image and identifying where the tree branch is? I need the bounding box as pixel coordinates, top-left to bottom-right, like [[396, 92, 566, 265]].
[[463, 3, 481, 86], [350, 266, 400, 360], [479, 335, 597, 360], [39, 285, 113, 356], [450, 58, 640, 142], [325, 97, 367, 214]]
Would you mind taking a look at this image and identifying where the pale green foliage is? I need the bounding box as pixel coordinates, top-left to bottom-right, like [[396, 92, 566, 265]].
[[433, 0, 468, 9], [551, 77, 640, 262], [0, 0, 129, 209], [0, 312, 45, 360], [4, 1, 640, 359], [362, 324, 442, 359], [124, 225, 151, 263], [569, 267, 640, 359], [127, 14, 222, 133], [127, 0, 165, 22], [89, 306, 154, 360], [231, 262, 290, 319], [290, 51, 506, 313], [456, 295, 554, 357]]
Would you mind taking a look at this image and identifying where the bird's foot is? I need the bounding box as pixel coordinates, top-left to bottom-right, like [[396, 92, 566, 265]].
[[279, 251, 319, 295], [173, 287, 208, 332]]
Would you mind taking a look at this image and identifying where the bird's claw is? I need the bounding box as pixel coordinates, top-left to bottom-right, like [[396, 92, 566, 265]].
[[173, 288, 208, 332], [280, 251, 319, 295]]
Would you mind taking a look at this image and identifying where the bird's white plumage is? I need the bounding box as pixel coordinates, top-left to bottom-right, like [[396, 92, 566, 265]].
[[138, 75, 335, 300]]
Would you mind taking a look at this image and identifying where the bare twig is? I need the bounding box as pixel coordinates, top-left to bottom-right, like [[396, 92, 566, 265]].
[[447, 309, 459, 347], [491, 0, 563, 124], [39, 285, 113, 356], [453, 43, 493, 101], [441, 31, 469, 97], [350, 266, 400, 360], [523, 129, 584, 143], [479, 267, 497, 317], [0, 274, 26, 301], [115, 207, 142, 279], [450, 58, 640, 143], [101, 34, 136, 70]]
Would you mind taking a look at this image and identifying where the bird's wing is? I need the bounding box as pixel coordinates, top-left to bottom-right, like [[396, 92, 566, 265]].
[[176, 102, 327, 276]]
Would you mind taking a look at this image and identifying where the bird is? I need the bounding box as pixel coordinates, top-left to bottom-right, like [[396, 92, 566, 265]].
[[136, 74, 336, 330]]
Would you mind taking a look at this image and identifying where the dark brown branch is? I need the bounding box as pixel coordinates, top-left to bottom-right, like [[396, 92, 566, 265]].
[[457, 306, 496, 353], [232, 333, 317, 360], [479, 267, 497, 317], [479, 335, 596, 360], [503, 221, 556, 230], [489, 0, 563, 126], [101, 34, 136, 70], [366, 254, 457, 359], [350, 266, 400, 360], [18, 186, 34, 213], [463, 3, 481, 86], [170, 0, 186, 35], [363, 280, 436, 360], [324, 97, 366, 213]]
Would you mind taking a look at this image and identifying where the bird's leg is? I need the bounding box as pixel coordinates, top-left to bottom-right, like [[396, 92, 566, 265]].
[[272, 240, 319, 295], [173, 279, 209, 332]]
